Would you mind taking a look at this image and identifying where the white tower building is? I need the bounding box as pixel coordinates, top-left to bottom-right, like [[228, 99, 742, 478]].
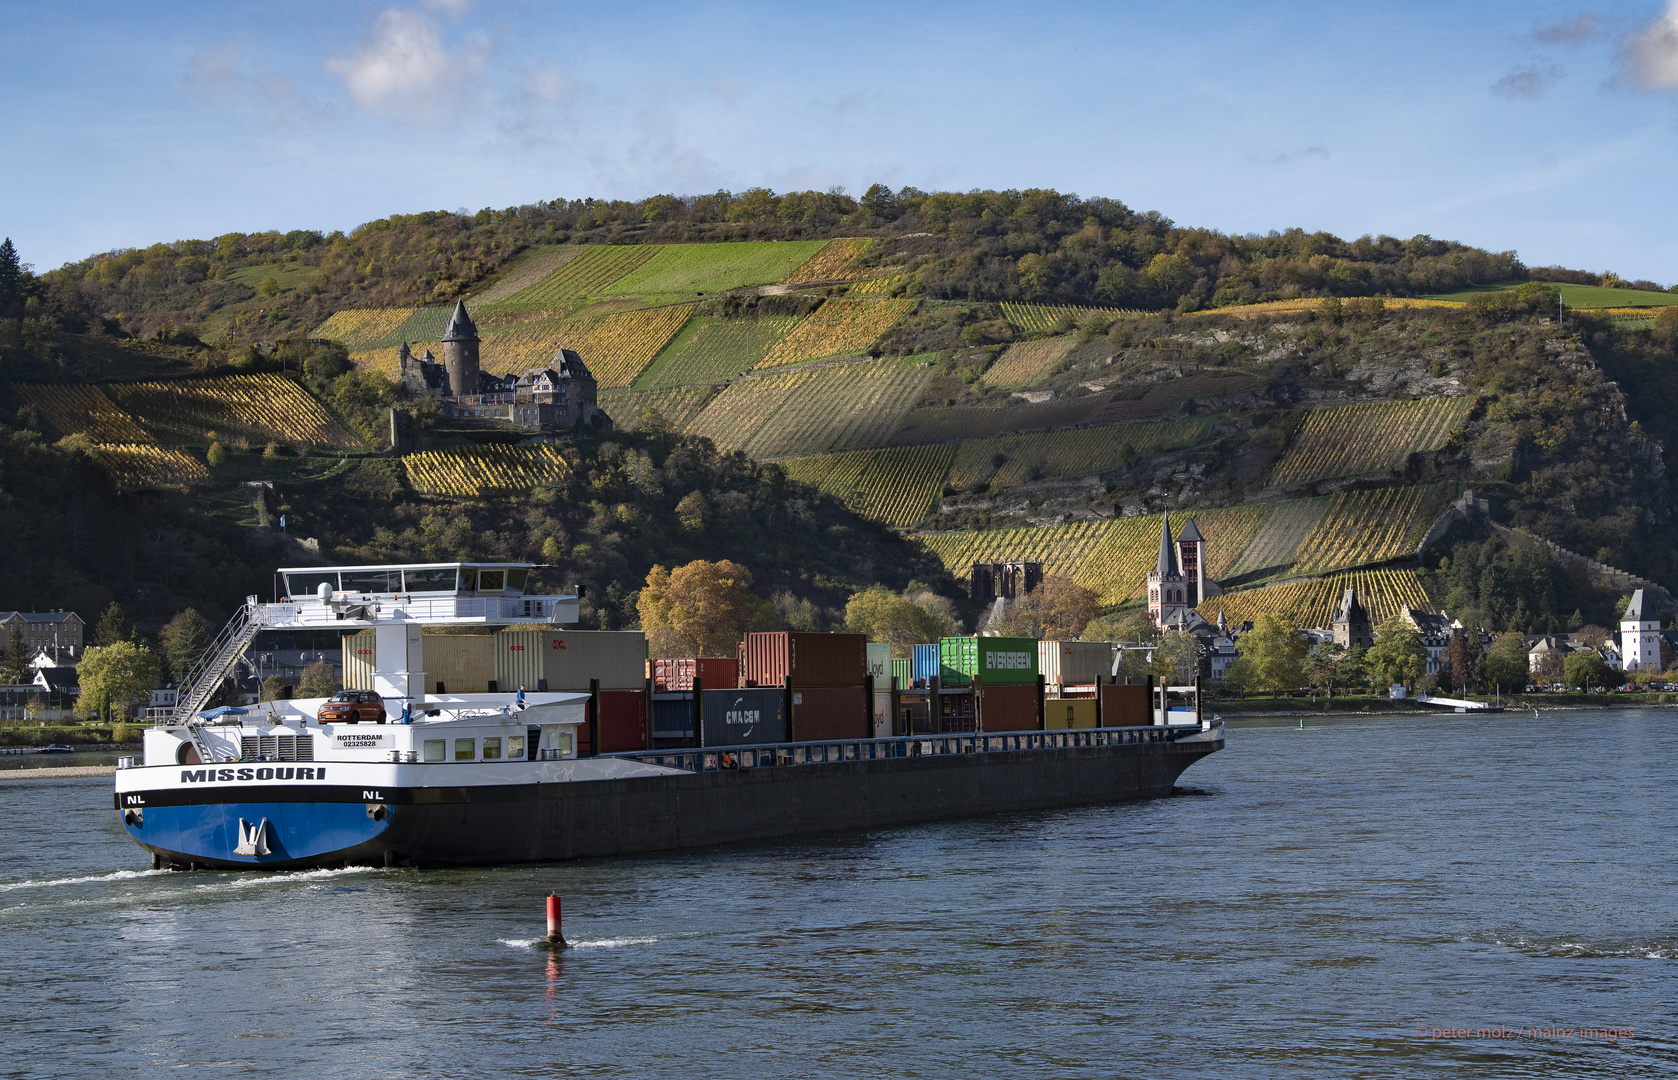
[[1619, 589, 1661, 673]]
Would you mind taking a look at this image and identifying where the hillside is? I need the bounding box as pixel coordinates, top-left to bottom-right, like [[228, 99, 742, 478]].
[[4, 194, 1678, 639]]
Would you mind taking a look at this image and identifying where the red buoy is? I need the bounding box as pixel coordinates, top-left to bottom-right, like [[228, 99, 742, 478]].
[[543, 893, 568, 949]]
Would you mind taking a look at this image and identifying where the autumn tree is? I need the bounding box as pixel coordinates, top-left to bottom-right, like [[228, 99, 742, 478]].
[[844, 586, 960, 655], [1303, 642, 1348, 698], [1236, 612, 1307, 696], [75, 641, 162, 721], [638, 560, 776, 657], [1563, 648, 1609, 690], [991, 575, 1099, 640], [1367, 616, 1428, 691], [1152, 632, 1204, 682], [298, 660, 338, 698]]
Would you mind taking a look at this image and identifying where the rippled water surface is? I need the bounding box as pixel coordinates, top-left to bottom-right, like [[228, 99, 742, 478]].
[[2, 711, 1673, 1078]]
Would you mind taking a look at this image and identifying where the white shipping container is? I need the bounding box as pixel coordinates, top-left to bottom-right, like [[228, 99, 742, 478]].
[[1039, 640, 1113, 687], [873, 690, 891, 739], [542, 630, 648, 691], [866, 643, 892, 682]]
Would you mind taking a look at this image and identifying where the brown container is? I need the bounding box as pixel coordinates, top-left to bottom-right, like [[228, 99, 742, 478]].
[[422, 634, 497, 694], [1101, 683, 1153, 727], [790, 684, 868, 741], [597, 688, 648, 752], [1045, 698, 1099, 729], [652, 657, 740, 692], [979, 683, 1040, 732], [741, 632, 866, 689], [938, 690, 975, 734]]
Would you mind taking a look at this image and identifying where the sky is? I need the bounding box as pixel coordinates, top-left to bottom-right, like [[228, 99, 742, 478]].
[[5, 0, 1678, 281]]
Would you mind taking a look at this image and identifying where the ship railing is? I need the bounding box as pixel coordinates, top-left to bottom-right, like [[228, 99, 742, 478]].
[[606, 724, 1210, 774]]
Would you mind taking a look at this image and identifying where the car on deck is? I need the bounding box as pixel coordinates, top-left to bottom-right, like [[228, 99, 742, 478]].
[[316, 689, 385, 723]]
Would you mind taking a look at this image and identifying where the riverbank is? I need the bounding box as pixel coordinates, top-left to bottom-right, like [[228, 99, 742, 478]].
[[0, 766, 116, 780], [1213, 692, 1678, 719], [0, 726, 141, 747]]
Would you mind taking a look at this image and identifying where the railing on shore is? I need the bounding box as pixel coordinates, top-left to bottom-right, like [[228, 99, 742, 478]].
[[605, 724, 1211, 774]]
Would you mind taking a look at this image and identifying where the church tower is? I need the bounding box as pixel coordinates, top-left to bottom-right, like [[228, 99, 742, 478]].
[[440, 300, 481, 398], [1176, 518, 1207, 606], [1620, 589, 1661, 672], [1146, 513, 1189, 630]]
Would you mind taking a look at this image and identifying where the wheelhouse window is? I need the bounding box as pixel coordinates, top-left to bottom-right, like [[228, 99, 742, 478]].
[[458, 568, 478, 592], [342, 569, 400, 593], [286, 572, 339, 599], [454, 738, 475, 761], [402, 567, 458, 592], [422, 740, 445, 762], [477, 570, 505, 593], [504, 569, 528, 594], [482, 737, 502, 760]]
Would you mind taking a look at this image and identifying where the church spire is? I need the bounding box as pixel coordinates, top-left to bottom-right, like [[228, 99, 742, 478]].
[[1156, 512, 1178, 578]]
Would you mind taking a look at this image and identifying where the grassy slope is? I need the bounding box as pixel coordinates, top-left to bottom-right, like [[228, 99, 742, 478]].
[[1425, 280, 1678, 308], [603, 241, 829, 295]]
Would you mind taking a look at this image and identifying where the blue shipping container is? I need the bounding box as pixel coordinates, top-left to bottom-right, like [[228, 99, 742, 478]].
[[651, 695, 694, 739], [912, 644, 941, 685], [701, 688, 788, 746]]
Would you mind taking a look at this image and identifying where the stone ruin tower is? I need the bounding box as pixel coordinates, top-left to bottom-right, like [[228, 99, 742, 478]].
[[440, 300, 480, 398]]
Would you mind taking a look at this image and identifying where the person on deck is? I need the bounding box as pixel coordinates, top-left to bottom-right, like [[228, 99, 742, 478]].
[[516, 685, 526, 710]]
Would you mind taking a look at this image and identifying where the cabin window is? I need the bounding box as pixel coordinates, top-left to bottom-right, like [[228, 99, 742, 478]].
[[422, 739, 446, 762], [343, 570, 400, 593], [505, 569, 528, 594], [477, 570, 505, 593], [454, 738, 475, 761], [458, 568, 478, 591], [507, 736, 525, 759], [286, 571, 339, 598], [403, 567, 457, 592], [482, 737, 502, 760]]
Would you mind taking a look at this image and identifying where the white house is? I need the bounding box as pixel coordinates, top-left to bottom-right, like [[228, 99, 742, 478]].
[[1620, 590, 1662, 673]]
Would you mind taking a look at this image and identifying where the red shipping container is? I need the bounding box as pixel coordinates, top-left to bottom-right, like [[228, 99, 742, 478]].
[[1100, 683, 1153, 727], [741, 632, 866, 689], [652, 657, 739, 692], [597, 689, 648, 752], [791, 685, 868, 741], [979, 683, 1040, 732]]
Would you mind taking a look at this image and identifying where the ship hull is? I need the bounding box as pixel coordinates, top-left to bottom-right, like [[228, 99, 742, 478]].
[[117, 734, 1222, 871]]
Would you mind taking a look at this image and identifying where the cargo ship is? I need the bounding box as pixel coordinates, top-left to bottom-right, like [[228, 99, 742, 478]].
[[113, 562, 1224, 870]]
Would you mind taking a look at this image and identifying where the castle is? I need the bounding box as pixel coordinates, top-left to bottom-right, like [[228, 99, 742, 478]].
[[397, 301, 612, 434], [1146, 514, 1221, 630]]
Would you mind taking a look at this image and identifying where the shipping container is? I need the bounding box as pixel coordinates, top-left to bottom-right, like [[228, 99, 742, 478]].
[[1045, 698, 1099, 729], [597, 689, 647, 752], [872, 690, 891, 738], [911, 644, 940, 686], [422, 634, 498, 694], [939, 636, 1039, 686], [543, 630, 647, 691], [895, 694, 932, 735], [650, 694, 695, 741], [700, 688, 788, 746], [652, 657, 739, 692], [495, 630, 546, 692], [1039, 640, 1113, 688], [937, 689, 975, 733], [979, 683, 1040, 731], [342, 629, 376, 691], [866, 643, 891, 683], [1100, 683, 1152, 727], [741, 632, 866, 689], [891, 657, 912, 689], [790, 684, 868, 741]]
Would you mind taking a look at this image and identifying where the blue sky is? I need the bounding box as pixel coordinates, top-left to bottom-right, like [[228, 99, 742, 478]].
[[5, 0, 1678, 281]]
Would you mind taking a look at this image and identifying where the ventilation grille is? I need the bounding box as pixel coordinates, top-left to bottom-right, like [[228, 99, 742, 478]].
[[242, 734, 316, 761]]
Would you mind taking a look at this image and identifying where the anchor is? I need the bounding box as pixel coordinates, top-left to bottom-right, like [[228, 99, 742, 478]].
[[235, 817, 271, 856]]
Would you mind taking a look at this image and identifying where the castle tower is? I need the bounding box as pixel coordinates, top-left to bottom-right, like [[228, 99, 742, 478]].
[[1620, 589, 1661, 672], [440, 300, 480, 398], [1146, 513, 1189, 630], [1332, 588, 1372, 649], [1176, 518, 1206, 606]]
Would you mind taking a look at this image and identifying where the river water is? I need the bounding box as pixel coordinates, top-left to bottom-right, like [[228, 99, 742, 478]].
[[1, 711, 1672, 1078]]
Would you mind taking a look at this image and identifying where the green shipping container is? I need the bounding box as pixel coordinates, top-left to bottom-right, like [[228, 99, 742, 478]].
[[891, 657, 912, 689], [939, 636, 1039, 686]]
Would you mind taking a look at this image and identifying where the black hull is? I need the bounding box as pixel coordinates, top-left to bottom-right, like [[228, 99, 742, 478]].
[[306, 736, 1220, 870]]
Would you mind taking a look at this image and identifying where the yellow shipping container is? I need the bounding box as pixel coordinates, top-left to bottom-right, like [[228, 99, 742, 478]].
[[423, 634, 497, 694], [342, 630, 376, 691], [496, 630, 546, 692], [1043, 698, 1098, 729]]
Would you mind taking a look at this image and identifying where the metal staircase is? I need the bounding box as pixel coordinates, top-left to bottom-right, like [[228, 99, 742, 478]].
[[168, 598, 266, 734]]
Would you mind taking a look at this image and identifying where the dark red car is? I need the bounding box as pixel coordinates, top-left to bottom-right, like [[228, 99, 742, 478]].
[[316, 690, 385, 724]]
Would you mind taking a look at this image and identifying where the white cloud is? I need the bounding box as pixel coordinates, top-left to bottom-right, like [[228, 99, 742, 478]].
[[425, 0, 475, 15], [1535, 13, 1601, 45], [325, 7, 490, 123], [1621, 0, 1678, 90], [1492, 64, 1564, 98]]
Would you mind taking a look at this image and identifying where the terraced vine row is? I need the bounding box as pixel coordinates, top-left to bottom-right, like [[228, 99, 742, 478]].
[[999, 303, 1139, 334], [403, 444, 573, 496], [1291, 485, 1451, 575], [94, 444, 211, 491], [779, 443, 957, 526], [847, 278, 897, 297], [1269, 397, 1475, 487], [108, 374, 362, 450], [1183, 297, 1465, 318], [915, 521, 1113, 597], [598, 385, 719, 432], [756, 299, 912, 368], [1195, 569, 1435, 630], [16, 384, 154, 443], [502, 245, 663, 306], [984, 336, 1076, 387], [688, 357, 929, 457], [546, 305, 695, 387], [636, 316, 799, 389], [312, 308, 416, 349], [781, 239, 874, 283]]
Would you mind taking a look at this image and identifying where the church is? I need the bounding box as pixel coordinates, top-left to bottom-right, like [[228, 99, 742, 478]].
[[397, 301, 612, 434], [1146, 514, 1222, 631]]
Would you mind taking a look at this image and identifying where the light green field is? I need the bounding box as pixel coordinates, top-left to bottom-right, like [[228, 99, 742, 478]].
[[1424, 280, 1678, 308], [604, 241, 829, 295], [632, 316, 801, 390]]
